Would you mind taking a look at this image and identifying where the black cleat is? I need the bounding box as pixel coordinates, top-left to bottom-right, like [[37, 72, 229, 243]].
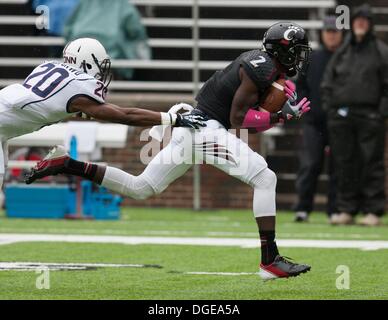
[[259, 255, 311, 280], [25, 145, 69, 184], [294, 211, 309, 223]]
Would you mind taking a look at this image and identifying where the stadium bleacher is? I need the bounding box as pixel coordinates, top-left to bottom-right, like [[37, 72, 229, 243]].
[[0, 0, 386, 92], [0, 0, 334, 90]]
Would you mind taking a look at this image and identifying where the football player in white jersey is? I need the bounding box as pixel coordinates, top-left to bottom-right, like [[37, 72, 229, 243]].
[[0, 38, 205, 188]]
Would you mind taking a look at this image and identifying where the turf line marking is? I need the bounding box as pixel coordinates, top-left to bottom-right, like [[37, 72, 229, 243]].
[[0, 234, 388, 250], [168, 270, 257, 276], [0, 228, 384, 240], [0, 262, 162, 271], [185, 272, 257, 276]]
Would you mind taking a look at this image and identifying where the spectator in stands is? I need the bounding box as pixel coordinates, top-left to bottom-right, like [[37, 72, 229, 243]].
[[321, 4, 388, 226], [31, 0, 79, 36], [293, 15, 343, 223], [64, 0, 151, 80], [31, 0, 80, 56]]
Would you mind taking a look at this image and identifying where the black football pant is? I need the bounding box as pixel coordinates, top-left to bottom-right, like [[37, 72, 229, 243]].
[[327, 109, 385, 216], [294, 122, 337, 216]]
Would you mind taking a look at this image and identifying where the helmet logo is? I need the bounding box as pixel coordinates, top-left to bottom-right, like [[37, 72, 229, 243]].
[[283, 25, 301, 40], [64, 56, 77, 64]]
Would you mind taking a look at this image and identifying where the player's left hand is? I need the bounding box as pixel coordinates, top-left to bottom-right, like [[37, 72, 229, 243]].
[[174, 113, 207, 129], [280, 97, 311, 121]]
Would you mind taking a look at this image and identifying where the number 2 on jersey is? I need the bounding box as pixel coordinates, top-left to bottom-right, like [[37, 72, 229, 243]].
[[249, 57, 266, 68], [23, 62, 69, 98]]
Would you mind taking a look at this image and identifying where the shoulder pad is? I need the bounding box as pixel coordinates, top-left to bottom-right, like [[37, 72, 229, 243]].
[[240, 50, 278, 90], [70, 77, 106, 104]]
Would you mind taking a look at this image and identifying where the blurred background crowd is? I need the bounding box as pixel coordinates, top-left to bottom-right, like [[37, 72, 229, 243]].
[[0, 0, 387, 226], [296, 3, 388, 226]]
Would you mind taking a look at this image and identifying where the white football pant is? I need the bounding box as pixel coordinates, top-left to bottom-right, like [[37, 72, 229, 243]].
[[102, 120, 277, 217]]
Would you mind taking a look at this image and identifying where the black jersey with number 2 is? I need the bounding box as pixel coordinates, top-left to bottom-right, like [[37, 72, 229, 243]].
[[195, 49, 281, 129]]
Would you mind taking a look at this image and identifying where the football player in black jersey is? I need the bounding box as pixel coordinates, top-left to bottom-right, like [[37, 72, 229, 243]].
[[27, 22, 313, 280]]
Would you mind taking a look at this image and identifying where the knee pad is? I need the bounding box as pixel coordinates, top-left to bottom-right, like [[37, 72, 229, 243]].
[[250, 168, 277, 190], [124, 175, 156, 200], [102, 166, 156, 200], [252, 169, 277, 218]]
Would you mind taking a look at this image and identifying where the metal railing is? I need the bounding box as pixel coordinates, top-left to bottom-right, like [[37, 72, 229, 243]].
[[0, 36, 321, 49], [131, 0, 336, 8]]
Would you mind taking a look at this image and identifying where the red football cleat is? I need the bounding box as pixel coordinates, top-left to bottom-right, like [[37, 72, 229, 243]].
[[25, 145, 69, 184], [259, 255, 311, 280]]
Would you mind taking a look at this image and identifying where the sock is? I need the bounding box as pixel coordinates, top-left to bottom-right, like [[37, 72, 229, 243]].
[[259, 230, 279, 265], [63, 158, 98, 181]]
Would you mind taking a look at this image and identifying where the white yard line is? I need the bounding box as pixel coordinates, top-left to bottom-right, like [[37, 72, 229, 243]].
[[0, 261, 162, 271], [185, 271, 257, 276], [0, 233, 388, 250], [0, 228, 383, 239]]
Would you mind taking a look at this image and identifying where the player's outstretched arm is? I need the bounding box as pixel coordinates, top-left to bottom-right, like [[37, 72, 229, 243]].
[[69, 96, 206, 128]]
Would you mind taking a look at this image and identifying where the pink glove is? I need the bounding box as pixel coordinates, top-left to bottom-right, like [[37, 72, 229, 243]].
[[281, 97, 311, 120], [294, 97, 311, 118], [282, 80, 311, 120], [283, 80, 297, 102]]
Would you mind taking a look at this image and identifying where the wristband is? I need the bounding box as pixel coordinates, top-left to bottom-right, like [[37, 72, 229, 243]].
[[242, 109, 270, 128], [161, 112, 177, 125]]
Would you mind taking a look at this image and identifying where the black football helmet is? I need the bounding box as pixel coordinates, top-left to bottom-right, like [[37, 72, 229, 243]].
[[263, 22, 311, 76]]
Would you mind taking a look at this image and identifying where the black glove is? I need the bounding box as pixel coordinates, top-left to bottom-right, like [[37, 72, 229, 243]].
[[174, 113, 207, 129]]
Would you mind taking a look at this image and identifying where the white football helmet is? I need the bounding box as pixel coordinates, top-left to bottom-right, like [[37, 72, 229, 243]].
[[63, 38, 112, 86]]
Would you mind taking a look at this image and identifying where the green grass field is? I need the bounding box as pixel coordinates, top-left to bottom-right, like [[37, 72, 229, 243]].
[[0, 208, 387, 300]]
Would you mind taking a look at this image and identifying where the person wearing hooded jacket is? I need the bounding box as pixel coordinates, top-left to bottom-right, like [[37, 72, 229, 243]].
[[321, 4, 388, 226], [293, 15, 342, 223]]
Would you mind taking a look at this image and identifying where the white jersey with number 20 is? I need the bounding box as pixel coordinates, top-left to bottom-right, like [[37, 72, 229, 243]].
[[0, 61, 106, 140]]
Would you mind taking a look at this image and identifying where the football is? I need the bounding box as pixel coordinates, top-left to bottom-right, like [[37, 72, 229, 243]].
[[260, 78, 288, 113]]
